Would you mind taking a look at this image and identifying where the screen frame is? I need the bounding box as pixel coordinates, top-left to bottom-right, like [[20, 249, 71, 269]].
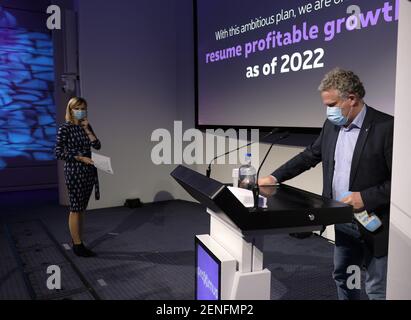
[[193, 0, 321, 135], [195, 236, 222, 301]]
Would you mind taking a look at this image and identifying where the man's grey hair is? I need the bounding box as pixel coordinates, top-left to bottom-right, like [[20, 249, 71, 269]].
[[318, 68, 366, 100]]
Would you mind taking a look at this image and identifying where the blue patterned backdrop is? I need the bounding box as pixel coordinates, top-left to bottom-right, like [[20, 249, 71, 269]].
[[0, 6, 56, 171]]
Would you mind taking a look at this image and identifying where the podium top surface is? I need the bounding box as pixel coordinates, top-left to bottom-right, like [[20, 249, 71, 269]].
[[260, 184, 343, 211], [171, 165, 353, 231]]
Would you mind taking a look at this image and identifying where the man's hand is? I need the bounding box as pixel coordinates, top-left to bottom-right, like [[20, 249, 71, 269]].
[[341, 192, 365, 212], [258, 175, 278, 186]]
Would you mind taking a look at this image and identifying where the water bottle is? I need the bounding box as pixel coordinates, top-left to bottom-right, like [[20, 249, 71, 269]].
[[238, 153, 257, 190], [338, 192, 382, 232]]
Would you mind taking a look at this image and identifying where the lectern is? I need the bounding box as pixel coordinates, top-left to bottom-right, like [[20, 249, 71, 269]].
[[171, 165, 353, 300]]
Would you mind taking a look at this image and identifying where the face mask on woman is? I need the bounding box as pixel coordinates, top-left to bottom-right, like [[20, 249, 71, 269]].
[[73, 110, 87, 120]]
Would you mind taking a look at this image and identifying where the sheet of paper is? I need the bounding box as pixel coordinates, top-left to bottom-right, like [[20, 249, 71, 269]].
[[227, 186, 267, 208], [92, 152, 114, 174]]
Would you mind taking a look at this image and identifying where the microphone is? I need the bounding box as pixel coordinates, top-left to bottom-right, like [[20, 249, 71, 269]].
[[206, 128, 279, 178], [252, 131, 290, 212]]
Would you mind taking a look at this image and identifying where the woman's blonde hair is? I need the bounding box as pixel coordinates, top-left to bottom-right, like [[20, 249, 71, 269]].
[[65, 97, 88, 123]]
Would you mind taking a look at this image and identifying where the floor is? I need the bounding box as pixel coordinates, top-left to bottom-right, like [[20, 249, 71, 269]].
[[0, 189, 365, 300]]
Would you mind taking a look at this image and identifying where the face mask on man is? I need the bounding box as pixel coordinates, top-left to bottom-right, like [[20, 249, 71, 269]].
[[73, 110, 87, 120], [326, 106, 352, 126]]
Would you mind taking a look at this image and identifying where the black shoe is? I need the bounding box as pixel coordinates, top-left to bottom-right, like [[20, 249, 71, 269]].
[[72, 242, 96, 257]]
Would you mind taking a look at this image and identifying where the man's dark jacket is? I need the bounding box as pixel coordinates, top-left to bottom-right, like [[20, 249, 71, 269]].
[[272, 106, 394, 257]]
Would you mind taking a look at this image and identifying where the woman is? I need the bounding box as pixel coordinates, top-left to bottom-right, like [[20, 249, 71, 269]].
[[55, 97, 101, 257]]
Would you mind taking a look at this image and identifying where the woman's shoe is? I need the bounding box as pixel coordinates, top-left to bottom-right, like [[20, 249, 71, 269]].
[[72, 242, 96, 257]]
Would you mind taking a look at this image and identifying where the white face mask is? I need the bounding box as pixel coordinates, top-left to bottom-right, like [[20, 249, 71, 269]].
[[326, 104, 353, 126], [327, 106, 348, 126], [73, 110, 87, 120]]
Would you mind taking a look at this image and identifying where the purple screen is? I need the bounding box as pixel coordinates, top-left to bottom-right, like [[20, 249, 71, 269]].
[[196, 243, 220, 300], [197, 0, 398, 128]]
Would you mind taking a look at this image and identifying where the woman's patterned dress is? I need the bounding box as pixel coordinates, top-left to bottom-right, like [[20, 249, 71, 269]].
[[55, 121, 101, 212]]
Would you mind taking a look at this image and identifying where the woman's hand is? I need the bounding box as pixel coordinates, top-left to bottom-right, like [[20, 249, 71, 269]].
[[76, 156, 94, 165], [81, 118, 97, 142], [80, 118, 90, 131]]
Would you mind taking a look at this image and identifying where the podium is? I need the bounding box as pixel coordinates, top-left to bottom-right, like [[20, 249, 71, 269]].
[[171, 165, 353, 300]]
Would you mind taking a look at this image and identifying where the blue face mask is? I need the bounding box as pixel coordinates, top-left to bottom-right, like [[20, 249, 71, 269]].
[[327, 106, 348, 126], [73, 110, 87, 120]]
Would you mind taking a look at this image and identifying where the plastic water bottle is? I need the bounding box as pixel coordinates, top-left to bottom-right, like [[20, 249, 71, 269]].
[[338, 192, 382, 232], [238, 153, 257, 190]]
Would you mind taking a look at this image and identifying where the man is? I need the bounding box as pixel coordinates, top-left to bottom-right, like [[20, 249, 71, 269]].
[[259, 68, 393, 300]]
